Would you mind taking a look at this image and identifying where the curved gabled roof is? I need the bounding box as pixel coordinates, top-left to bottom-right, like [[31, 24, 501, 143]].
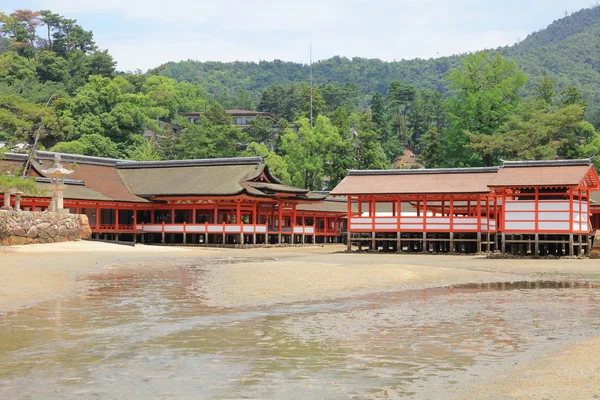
[[331, 168, 498, 195]]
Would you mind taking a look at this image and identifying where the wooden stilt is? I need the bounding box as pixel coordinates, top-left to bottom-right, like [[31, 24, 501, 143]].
[[569, 234, 574, 256], [346, 231, 351, 251]]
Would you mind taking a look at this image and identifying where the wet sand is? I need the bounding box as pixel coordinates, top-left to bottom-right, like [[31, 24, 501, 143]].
[[2, 241, 600, 398]]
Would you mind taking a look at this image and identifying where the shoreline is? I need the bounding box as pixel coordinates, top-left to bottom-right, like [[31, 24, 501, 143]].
[[3, 241, 600, 312], [2, 241, 600, 397]]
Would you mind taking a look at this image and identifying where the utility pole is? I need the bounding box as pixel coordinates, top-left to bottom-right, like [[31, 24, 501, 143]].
[[310, 42, 313, 129]]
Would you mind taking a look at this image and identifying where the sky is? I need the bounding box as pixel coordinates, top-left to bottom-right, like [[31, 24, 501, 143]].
[[1, 0, 596, 71]]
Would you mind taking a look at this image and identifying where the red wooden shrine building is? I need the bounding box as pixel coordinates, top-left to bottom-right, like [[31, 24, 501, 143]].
[[331, 159, 600, 255], [1, 151, 347, 245]]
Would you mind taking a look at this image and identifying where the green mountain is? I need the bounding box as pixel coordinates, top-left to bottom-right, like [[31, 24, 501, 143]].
[[151, 5, 600, 119]]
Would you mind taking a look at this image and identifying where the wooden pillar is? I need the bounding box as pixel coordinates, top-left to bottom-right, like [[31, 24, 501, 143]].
[[192, 205, 197, 224], [301, 215, 305, 245], [150, 209, 155, 224], [292, 204, 297, 245], [534, 233, 539, 256], [396, 231, 401, 253], [422, 196, 428, 253], [132, 207, 137, 230], [501, 232, 506, 254], [476, 195, 482, 233], [449, 232, 454, 254], [183, 222, 187, 244], [277, 201, 283, 244], [477, 231, 482, 253]]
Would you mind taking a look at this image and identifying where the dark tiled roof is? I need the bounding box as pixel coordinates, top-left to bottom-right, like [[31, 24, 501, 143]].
[[118, 163, 266, 197], [30, 182, 113, 201], [62, 163, 148, 202]]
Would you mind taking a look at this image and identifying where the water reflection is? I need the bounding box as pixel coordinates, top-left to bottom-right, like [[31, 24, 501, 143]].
[[0, 268, 599, 399]]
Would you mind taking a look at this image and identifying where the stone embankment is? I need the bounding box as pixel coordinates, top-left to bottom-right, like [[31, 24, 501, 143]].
[[593, 231, 600, 257], [0, 210, 92, 246]]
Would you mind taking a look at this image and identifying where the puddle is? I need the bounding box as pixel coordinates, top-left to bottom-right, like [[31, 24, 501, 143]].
[[0, 267, 599, 399]]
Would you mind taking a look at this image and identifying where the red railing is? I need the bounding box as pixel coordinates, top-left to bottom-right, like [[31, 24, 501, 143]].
[[92, 224, 136, 232]]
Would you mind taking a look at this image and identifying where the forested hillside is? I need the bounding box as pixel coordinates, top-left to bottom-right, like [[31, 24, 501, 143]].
[[153, 6, 600, 123], [1, 6, 600, 192]]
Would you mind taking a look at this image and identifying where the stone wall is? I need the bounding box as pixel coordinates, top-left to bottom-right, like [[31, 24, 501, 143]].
[[593, 231, 600, 257], [0, 210, 92, 246]]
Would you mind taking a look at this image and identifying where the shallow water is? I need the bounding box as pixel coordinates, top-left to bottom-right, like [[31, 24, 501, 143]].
[[1, 265, 599, 399]]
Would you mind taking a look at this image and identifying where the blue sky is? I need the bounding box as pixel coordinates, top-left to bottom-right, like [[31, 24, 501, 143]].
[[1, 0, 595, 71]]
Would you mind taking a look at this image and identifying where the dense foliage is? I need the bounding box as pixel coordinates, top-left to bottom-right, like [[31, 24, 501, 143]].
[[1, 6, 599, 191]]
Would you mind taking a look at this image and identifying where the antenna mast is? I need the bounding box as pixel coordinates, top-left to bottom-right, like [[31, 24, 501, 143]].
[[310, 42, 313, 129]]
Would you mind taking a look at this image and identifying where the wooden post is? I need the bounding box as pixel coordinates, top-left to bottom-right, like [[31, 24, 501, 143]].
[[396, 231, 401, 253], [477, 231, 482, 253], [371, 231, 376, 251], [449, 195, 454, 233], [422, 196, 428, 253], [501, 232, 506, 254], [278, 201, 283, 245], [302, 215, 306, 245], [569, 233, 574, 256], [534, 233, 539, 255], [449, 232, 454, 254]]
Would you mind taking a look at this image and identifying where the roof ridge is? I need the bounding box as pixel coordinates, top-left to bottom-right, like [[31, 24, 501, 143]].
[[348, 167, 499, 176], [34, 177, 86, 186], [501, 158, 593, 168], [34, 151, 128, 166], [117, 157, 265, 169]]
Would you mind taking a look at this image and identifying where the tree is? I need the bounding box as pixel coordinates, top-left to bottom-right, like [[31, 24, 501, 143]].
[[354, 112, 389, 170], [0, 92, 63, 144], [387, 80, 416, 144], [247, 116, 275, 143], [202, 102, 231, 125], [370, 92, 386, 130], [9, 10, 41, 54], [300, 84, 325, 122], [35, 50, 68, 82], [418, 127, 442, 168], [39, 10, 62, 51], [442, 51, 526, 167], [279, 116, 346, 190], [178, 119, 248, 159], [469, 100, 597, 161], [536, 76, 555, 105], [52, 18, 95, 56], [127, 138, 161, 161], [50, 133, 120, 158], [88, 49, 116, 77]]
